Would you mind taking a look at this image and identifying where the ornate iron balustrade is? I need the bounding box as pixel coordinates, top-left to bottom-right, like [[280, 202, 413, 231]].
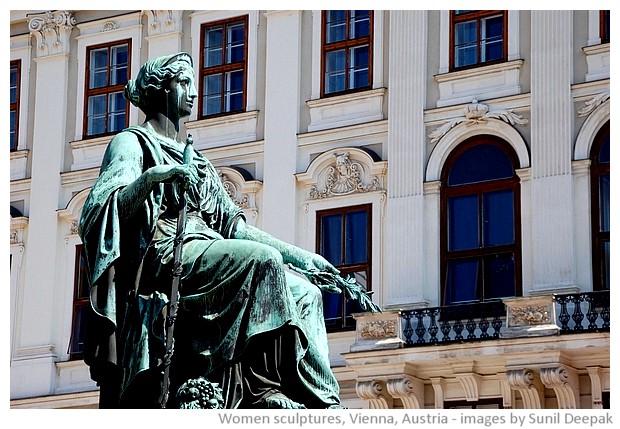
[[554, 290, 610, 334], [400, 300, 506, 346], [399, 291, 610, 347]]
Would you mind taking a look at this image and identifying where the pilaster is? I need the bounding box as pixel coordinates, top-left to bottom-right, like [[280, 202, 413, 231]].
[[530, 11, 577, 293], [261, 10, 301, 242], [385, 10, 428, 306]]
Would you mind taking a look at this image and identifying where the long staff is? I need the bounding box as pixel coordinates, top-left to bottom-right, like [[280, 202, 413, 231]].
[[158, 134, 194, 408]]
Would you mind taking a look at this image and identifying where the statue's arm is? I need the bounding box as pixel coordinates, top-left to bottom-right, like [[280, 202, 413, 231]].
[[232, 218, 339, 275], [110, 133, 200, 220]]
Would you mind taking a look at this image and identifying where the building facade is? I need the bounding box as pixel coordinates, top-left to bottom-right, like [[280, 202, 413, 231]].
[[9, 10, 610, 409]]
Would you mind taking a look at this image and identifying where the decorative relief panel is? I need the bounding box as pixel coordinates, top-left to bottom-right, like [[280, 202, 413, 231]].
[[359, 319, 396, 340], [578, 91, 610, 118], [216, 167, 262, 224], [297, 148, 387, 201], [429, 98, 528, 144]]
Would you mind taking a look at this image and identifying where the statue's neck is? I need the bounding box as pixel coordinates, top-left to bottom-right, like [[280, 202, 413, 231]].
[[143, 114, 179, 141]]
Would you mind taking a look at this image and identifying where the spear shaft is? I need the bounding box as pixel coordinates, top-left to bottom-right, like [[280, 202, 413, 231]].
[[158, 134, 194, 408]]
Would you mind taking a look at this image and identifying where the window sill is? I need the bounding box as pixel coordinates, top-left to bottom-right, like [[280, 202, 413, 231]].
[[185, 110, 259, 150], [54, 359, 98, 395], [70, 135, 113, 171], [583, 43, 610, 82], [10, 149, 29, 181], [434, 60, 524, 107], [306, 87, 386, 132]]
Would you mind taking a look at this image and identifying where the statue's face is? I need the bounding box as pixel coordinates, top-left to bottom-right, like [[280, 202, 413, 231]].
[[167, 65, 197, 119]]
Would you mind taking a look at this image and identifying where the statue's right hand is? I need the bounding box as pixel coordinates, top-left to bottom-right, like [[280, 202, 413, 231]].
[[146, 165, 200, 186]]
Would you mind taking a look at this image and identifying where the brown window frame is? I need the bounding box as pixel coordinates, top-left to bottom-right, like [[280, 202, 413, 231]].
[[68, 244, 90, 360], [83, 39, 131, 139], [316, 203, 372, 332], [10, 60, 21, 152], [449, 10, 507, 71], [321, 10, 373, 98], [440, 136, 522, 306], [198, 15, 249, 119], [600, 10, 610, 43], [590, 121, 610, 291]]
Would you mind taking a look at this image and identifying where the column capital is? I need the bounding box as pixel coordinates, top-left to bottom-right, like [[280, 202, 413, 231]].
[[28, 10, 75, 58]]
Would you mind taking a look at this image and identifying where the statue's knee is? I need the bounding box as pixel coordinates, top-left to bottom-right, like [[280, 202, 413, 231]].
[[251, 244, 284, 267]]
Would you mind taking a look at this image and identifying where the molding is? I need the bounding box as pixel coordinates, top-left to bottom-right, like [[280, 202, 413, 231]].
[[506, 368, 543, 409], [28, 10, 76, 57], [574, 98, 610, 160], [216, 167, 262, 225], [497, 372, 515, 409], [454, 372, 482, 402], [540, 365, 580, 409], [355, 379, 393, 409], [386, 375, 425, 409], [307, 88, 387, 132], [430, 377, 447, 409], [586, 366, 604, 409], [429, 98, 528, 144]]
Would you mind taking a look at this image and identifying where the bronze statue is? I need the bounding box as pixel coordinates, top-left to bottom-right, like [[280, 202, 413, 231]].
[[78, 52, 378, 409]]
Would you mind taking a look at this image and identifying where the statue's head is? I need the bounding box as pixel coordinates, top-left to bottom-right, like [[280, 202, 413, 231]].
[[124, 52, 195, 116]]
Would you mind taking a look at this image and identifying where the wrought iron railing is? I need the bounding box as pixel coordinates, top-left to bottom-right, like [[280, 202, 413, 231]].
[[399, 291, 610, 347], [554, 290, 610, 334], [400, 300, 506, 346]]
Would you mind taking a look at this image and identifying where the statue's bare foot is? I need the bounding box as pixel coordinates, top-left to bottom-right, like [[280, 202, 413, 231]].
[[262, 392, 306, 409]]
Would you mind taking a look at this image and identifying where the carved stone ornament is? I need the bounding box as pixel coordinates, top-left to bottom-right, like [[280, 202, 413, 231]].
[[146, 10, 182, 36], [218, 171, 250, 209], [28, 10, 76, 57], [360, 319, 396, 340], [101, 21, 119, 32], [10, 229, 19, 245], [578, 90, 610, 117], [510, 305, 551, 326], [309, 152, 381, 199], [429, 98, 529, 144]]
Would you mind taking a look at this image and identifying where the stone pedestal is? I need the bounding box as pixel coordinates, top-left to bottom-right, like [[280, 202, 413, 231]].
[[502, 295, 560, 338], [350, 311, 404, 352]]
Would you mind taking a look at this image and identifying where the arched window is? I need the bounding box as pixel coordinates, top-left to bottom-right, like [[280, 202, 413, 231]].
[[441, 136, 522, 305], [591, 121, 610, 291]]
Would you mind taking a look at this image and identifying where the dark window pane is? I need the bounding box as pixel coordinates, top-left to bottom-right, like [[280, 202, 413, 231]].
[[322, 290, 343, 325], [108, 92, 126, 132], [446, 258, 479, 304], [599, 175, 610, 232], [10, 66, 18, 103], [321, 214, 342, 265], [225, 70, 244, 112], [205, 26, 223, 67], [326, 11, 346, 43], [455, 21, 477, 67], [350, 11, 370, 38], [349, 45, 369, 89], [345, 210, 367, 264], [10, 110, 16, 150], [483, 189, 515, 247], [448, 194, 479, 251], [484, 253, 516, 299], [89, 48, 109, 89], [227, 23, 245, 63], [601, 241, 610, 290], [325, 50, 346, 94], [448, 144, 514, 186], [69, 305, 88, 355], [110, 44, 128, 85], [87, 95, 107, 135], [204, 74, 222, 115], [482, 16, 504, 62], [598, 134, 610, 164]]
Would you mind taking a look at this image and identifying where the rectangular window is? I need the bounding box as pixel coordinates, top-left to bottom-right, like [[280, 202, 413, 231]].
[[601, 10, 610, 43], [84, 40, 130, 138], [322, 10, 373, 96], [451, 11, 506, 70], [317, 204, 372, 331], [68, 244, 90, 360], [199, 16, 248, 118], [10, 60, 20, 151]]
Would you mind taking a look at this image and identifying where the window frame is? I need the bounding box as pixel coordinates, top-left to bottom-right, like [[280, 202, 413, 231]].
[[316, 203, 372, 331], [68, 244, 90, 360], [320, 10, 374, 98], [10, 60, 21, 152], [590, 121, 610, 291], [198, 15, 249, 119], [449, 10, 507, 71], [82, 39, 131, 139], [440, 136, 522, 306]]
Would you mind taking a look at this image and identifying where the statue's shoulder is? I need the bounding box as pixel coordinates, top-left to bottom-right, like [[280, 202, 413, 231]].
[[104, 127, 144, 159]]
